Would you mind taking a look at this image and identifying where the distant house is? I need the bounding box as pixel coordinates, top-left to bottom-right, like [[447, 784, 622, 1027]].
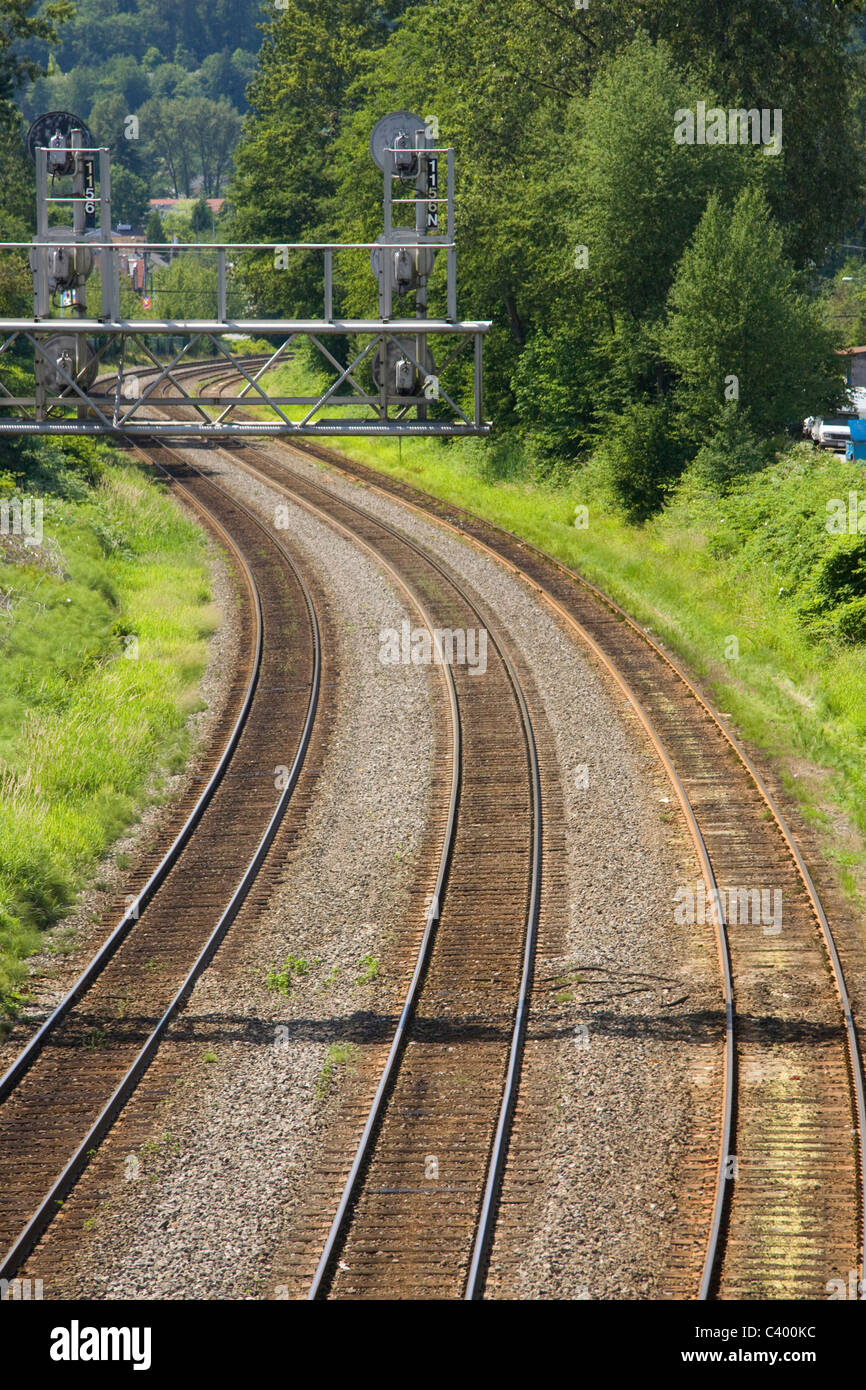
[[112, 234, 146, 292], [839, 346, 866, 391], [148, 197, 225, 215]]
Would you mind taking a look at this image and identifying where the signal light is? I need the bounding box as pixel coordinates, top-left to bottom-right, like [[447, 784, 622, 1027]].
[[28, 229, 94, 296], [34, 334, 96, 397], [372, 337, 435, 398]]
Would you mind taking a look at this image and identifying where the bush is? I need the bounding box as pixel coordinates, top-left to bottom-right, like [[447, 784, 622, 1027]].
[[1, 436, 114, 498], [690, 403, 769, 491], [804, 534, 866, 608], [835, 596, 866, 644], [797, 533, 866, 633], [594, 400, 687, 521], [145, 209, 165, 244], [511, 313, 603, 475]]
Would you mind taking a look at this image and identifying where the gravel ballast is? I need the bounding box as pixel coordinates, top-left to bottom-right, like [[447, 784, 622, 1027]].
[[24, 445, 444, 1299], [23, 441, 721, 1300]]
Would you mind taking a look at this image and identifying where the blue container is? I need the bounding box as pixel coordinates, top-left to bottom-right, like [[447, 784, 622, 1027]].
[[847, 419, 866, 461]]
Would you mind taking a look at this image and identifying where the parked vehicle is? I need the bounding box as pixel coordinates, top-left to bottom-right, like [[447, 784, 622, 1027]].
[[812, 413, 858, 452]]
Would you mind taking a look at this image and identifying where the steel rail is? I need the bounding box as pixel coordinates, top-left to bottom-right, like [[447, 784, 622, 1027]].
[[236, 433, 737, 1300], [0, 455, 322, 1280], [200, 366, 738, 1297], [464, 637, 543, 1299], [177, 444, 464, 1301], [201, 361, 865, 1296], [239, 454, 541, 1302], [160, 420, 544, 1301]]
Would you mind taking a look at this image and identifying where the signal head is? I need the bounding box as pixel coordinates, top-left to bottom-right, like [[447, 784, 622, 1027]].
[[26, 111, 93, 173], [369, 111, 428, 176]]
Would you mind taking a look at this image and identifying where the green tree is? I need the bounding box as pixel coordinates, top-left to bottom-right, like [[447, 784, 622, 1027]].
[[0, 195, 32, 316], [567, 37, 768, 325], [662, 187, 844, 441], [188, 97, 240, 197], [137, 97, 190, 195], [822, 260, 866, 349], [230, 0, 411, 316], [507, 35, 770, 463], [150, 249, 242, 319], [639, 0, 866, 265], [319, 0, 584, 417], [227, 0, 866, 427], [191, 195, 210, 235], [594, 400, 687, 522], [139, 95, 240, 198], [89, 90, 149, 178], [511, 308, 608, 473], [145, 208, 165, 243], [111, 165, 150, 226], [0, 0, 72, 101], [0, 1, 71, 318], [199, 48, 253, 108], [690, 401, 769, 491]]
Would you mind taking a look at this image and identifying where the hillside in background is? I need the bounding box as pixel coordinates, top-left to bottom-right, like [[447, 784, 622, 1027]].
[[16, 0, 265, 221]]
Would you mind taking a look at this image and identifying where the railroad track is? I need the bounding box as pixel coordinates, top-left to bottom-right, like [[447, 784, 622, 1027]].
[[0, 450, 321, 1280], [142, 376, 545, 1299], [194, 361, 866, 1300]]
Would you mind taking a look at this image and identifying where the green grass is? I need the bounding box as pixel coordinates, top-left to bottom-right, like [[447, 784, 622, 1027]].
[[315, 1041, 359, 1100], [237, 348, 344, 426], [354, 954, 379, 985], [0, 452, 216, 1023], [266, 953, 309, 995]]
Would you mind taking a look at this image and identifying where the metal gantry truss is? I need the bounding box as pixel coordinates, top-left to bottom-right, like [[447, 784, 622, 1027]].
[[0, 308, 489, 438], [0, 112, 491, 438]]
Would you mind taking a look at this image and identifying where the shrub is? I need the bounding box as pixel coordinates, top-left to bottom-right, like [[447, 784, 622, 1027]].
[[835, 596, 866, 644], [690, 403, 769, 491], [511, 314, 603, 475], [594, 400, 687, 521]]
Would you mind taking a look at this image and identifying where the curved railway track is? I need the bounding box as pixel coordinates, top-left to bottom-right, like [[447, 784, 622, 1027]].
[[192, 361, 866, 1300], [0, 451, 321, 1280], [53, 355, 866, 1301], [142, 375, 545, 1299]]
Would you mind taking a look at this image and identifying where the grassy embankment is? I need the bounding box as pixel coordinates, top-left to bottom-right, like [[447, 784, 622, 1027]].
[[0, 443, 219, 1022], [240, 346, 866, 895]]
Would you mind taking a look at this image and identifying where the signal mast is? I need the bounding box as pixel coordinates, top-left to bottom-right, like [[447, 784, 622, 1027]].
[[26, 110, 116, 418]]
